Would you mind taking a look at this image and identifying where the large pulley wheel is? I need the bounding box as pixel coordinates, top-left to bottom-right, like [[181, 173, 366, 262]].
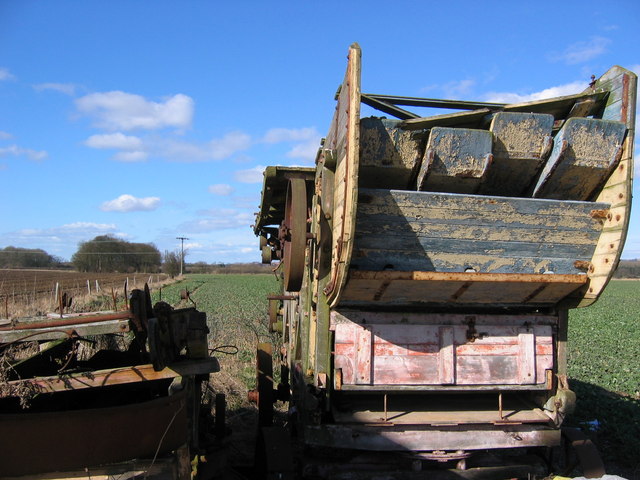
[[282, 178, 307, 291]]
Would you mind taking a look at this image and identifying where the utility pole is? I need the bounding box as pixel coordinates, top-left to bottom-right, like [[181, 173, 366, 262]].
[[176, 237, 189, 276]]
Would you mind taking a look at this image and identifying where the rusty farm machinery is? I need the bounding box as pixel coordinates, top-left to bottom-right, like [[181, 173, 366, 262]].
[[253, 44, 636, 479], [0, 285, 226, 479]]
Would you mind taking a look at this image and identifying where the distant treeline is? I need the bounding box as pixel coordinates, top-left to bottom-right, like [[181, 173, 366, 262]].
[[72, 236, 162, 273], [0, 246, 63, 269], [613, 259, 640, 278]]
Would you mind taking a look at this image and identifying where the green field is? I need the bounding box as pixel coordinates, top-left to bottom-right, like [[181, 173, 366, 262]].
[[152, 273, 280, 405], [567, 279, 640, 472], [159, 275, 639, 474]]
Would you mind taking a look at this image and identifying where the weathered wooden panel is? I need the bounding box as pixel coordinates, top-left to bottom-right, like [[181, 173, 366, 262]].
[[418, 127, 493, 194], [479, 112, 554, 197], [305, 423, 560, 451], [325, 43, 361, 306], [350, 189, 607, 275], [330, 394, 553, 426], [533, 118, 626, 200], [439, 326, 455, 384], [358, 117, 424, 188], [333, 314, 553, 388], [339, 271, 586, 307]]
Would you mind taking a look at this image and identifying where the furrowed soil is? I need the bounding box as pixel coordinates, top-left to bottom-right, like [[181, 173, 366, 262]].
[[0, 268, 169, 318]]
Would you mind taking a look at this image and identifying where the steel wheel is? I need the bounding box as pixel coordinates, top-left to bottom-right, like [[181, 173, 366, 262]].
[[282, 178, 307, 291]]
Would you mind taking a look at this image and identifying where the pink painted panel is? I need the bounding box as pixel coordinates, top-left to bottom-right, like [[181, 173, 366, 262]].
[[333, 321, 554, 386]]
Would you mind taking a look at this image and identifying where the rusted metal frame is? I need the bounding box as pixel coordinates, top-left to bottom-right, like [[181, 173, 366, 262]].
[[253, 166, 315, 234], [502, 90, 608, 115], [2, 358, 220, 396], [0, 390, 189, 477], [362, 93, 507, 111], [360, 93, 420, 120]]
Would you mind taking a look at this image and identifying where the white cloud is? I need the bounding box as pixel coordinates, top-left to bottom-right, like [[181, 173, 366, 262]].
[[483, 80, 586, 104], [0, 68, 15, 81], [179, 209, 253, 233], [33, 83, 77, 96], [0, 144, 48, 161], [85, 132, 143, 150], [113, 150, 149, 162], [210, 131, 252, 160], [442, 79, 476, 99], [0, 131, 12, 140], [550, 36, 610, 65], [262, 127, 321, 163], [208, 184, 235, 196], [152, 131, 252, 162], [61, 222, 117, 232], [100, 194, 161, 212], [262, 127, 318, 144], [234, 165, 266, 184], [286, 139, 319, 162], [84, 133, 148, 162], [75, 91, 194, 131], [9, 222, 117, 239]]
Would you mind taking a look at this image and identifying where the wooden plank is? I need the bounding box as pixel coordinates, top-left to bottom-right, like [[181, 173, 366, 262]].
[[532, 118, 627, 200], [358, 117, 423, 188], [479, 112, 554, 197], [351, 189, 606, 276], [418, 127, 493, 194], [357, 189, 608, 226], [2, 358, 220, 396], [326, 44, 361, 306], [518, 331, 536, 384], [331, 310, 558, 327], [0, 319, 130, 343], [332, 395, 552, 425], [347, 270, 586, 284], [438, 326, 455, 384], [355, 324, 372, 385], [582, 73, 636, 306], [339, 273, 585, 307]]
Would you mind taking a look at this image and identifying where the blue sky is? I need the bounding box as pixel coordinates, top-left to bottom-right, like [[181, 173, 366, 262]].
[[1, 1, 639, 263]]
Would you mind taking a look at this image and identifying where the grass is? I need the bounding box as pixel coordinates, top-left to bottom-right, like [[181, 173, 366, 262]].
[[152, 273, 281, 407], [567, 280, 640, 475]]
